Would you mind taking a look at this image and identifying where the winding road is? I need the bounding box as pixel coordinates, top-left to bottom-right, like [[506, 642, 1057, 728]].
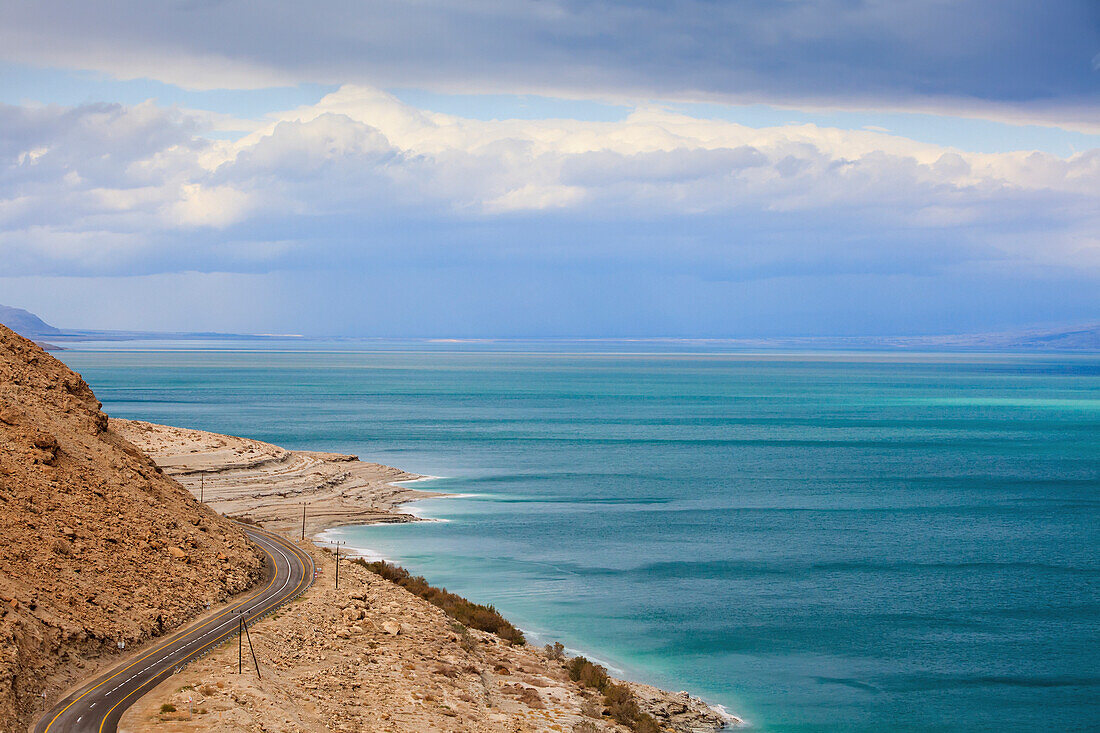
[[35, 526, 315, 733]]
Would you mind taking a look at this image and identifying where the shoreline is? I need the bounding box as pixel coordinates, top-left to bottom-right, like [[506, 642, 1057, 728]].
[[113, 418, 453, 536], [115, 418, 742, 731], [314, 499, 744, 731]]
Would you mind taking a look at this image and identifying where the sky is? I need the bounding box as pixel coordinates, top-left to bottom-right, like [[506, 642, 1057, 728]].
[[0, 0, 1098, 337]]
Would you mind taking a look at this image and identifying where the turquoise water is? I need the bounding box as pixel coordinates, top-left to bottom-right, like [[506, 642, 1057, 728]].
[[55, 346, 1100, 732]]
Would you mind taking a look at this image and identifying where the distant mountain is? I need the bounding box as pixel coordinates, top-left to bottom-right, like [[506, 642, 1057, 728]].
[[874, 323, 1100, 351], [1008, 325, 1100, 350], [0, 305, 61, 339], [1, 303, 1097, 351], [0, 304, 288, 343]]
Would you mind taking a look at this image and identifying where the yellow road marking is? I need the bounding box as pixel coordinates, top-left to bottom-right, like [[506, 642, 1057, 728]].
[[41, 526, 308, 732], [94, 530, 312, 733]]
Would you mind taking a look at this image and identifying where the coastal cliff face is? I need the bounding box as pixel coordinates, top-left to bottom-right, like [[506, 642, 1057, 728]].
[[0, 326, 264, 731]]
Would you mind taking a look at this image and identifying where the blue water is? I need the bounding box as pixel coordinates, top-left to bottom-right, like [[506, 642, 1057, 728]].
[[55, 345, 1100, 732]]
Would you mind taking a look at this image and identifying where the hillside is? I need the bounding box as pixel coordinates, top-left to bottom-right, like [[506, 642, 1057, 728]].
[[0, 306, 60, 340], [0, 326, 264, 731]]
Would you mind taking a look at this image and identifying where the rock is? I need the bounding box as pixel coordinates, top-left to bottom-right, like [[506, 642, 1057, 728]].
[[167, 546, 189, 561], [382, 621, 401, 636], [32, 432, 59, 451]]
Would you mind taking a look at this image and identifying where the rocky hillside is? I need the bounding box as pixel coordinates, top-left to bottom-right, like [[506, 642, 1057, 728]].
[[0, 326, 264, 732]]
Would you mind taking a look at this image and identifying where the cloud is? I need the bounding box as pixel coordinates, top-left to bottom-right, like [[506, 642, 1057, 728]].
[[1, 1, 1098, 130], [0, 87, 1097, 297]]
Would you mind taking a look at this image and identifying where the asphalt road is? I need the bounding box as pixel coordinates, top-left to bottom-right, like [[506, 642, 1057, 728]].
[[35, 526, 315, 733]]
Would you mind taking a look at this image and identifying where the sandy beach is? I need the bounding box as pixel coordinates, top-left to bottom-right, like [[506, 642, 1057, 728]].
[[112, 419, 739, 733]]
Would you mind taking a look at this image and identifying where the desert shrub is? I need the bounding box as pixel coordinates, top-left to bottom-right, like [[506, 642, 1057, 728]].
[[604, 684, 640, 725], [580, 696, 603, 718], [567, 656, 611, 692], [159, 703, 176, 714], [573, 721, 600, 733], [545, 641, 565, 660], [517, 686, 544, 709], [567, 657, 660, 733], [354, 558, 525, 645]]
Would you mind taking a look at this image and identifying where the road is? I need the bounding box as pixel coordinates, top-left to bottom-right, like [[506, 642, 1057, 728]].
[[35, 526, 315, 733]]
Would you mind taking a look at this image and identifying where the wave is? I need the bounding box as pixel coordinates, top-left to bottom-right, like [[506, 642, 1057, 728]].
[[889, 674, 1100, 691], [568, 558, 1100, 580]]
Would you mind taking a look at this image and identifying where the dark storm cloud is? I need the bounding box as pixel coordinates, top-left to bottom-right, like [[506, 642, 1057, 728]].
[[2, 1, 1097, 126]]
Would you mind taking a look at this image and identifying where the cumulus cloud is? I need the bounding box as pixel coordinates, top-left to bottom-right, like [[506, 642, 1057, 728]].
[[0, 86, 1097, 287]]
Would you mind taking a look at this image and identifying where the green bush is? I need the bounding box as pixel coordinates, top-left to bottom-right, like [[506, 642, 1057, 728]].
[[354, 558, 525, 645], [567, 656, 610, 692]]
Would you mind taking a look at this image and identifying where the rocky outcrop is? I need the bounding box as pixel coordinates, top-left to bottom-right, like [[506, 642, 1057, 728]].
[[629, 683, 739, 731], [0, 326, 265, 731], [113, 419, 435, 536]]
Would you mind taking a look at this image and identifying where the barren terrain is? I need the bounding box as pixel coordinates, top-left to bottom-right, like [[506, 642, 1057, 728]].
[[114, 420, 436, 536], [0, 327, 264, 732]]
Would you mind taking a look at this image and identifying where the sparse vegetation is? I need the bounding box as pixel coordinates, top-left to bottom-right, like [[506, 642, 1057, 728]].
[[566, 656, 660, 733], [517, 685, 544, 709], [159, 703, 176, 714], [580, 696, 602, 718], [545, 641, 565, 659], [354, 558, 525, 645]]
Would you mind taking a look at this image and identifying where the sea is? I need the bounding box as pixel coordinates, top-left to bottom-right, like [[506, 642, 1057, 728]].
[[54, 341, 1100, 732]]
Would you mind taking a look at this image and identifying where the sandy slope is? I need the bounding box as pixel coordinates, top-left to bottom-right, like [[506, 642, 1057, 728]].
[[120, 541, 734, 733], [113, 422, 738, 733]]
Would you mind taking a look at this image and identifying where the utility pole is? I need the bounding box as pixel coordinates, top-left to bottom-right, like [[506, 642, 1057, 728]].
[[199, 471, 204, 503], [243, 616, 261, 680], [301, 502, 307, 541], [237, 611, 243, 674], [333, 541, 346, 590]]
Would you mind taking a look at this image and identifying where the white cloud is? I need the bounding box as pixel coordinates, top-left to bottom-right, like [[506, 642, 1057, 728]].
[[169, 183, 254, 228], [0, 86, 1097, 281]]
